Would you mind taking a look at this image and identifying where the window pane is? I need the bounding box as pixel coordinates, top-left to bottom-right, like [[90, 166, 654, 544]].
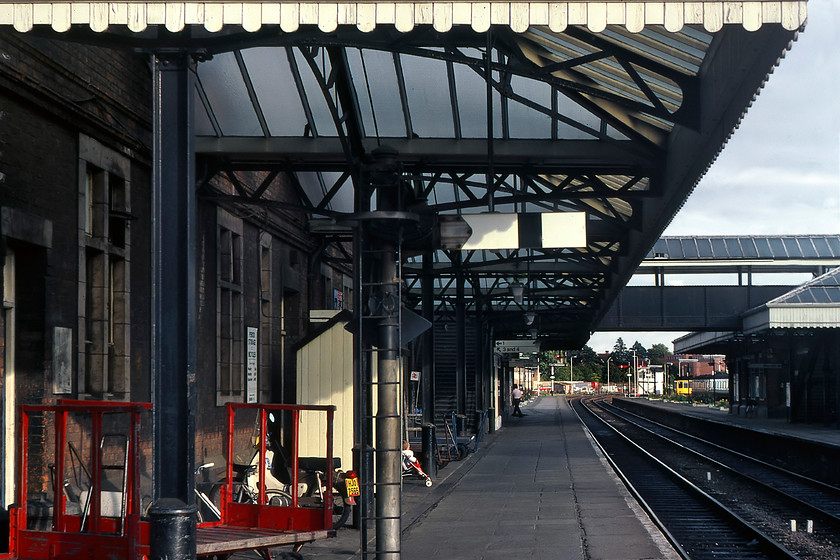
[[403, 54, 454, 138], [197, 52, 262, 136]]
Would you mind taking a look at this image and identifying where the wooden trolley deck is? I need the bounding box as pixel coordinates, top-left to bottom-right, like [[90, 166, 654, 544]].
[[196, 526, 333, 556]]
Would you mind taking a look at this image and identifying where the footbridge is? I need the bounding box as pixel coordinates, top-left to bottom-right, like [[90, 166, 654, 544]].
[[598, 235, 840, 331]]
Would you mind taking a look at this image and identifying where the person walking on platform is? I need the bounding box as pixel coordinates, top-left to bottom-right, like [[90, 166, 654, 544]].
[[511, 384, 524, 417]]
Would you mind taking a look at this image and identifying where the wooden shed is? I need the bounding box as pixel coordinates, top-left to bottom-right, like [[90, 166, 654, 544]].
[[296, 310, 355, 468]]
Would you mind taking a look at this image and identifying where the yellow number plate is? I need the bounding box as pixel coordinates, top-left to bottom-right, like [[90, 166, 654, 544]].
[[345, 477, 360, 497]]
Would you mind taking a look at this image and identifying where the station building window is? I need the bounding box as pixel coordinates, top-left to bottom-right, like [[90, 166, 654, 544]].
[[217, 209, 244, 404], [77, 135, 131, 399]]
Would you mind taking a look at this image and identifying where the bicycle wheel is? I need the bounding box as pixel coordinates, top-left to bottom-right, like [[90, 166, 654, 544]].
[[210, 481, 253, 507], [332, 491, 351, 529]]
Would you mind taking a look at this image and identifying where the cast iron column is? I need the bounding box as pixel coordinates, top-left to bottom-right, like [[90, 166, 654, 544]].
[[421, 251, 435, 425], [376, 245, 400, 559], [150, 51, 197, 560], [455, 255, 466, 416]]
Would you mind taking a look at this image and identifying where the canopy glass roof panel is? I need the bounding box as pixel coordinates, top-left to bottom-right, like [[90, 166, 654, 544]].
[[768, 268, 840, 305], [242, 47, 310, 137]]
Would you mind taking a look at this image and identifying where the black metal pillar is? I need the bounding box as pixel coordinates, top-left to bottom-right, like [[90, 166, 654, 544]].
[[421, 252, 435, 425], [455, 256, 466, 416], [150, 51, 197, 560], [375, 244, 400, 560]]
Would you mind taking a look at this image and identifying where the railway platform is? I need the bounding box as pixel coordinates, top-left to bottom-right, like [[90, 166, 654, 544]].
[[614, 397, 840, 448], [294, 396, 678, 560]]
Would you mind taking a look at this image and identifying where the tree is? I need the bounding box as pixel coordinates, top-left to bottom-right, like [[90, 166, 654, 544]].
[[578, 345, 597, 362], [538, 351, 556, 380], [631, 341, 647, 363], [610, 337, 631, 366], [648, 343, 669, 365]]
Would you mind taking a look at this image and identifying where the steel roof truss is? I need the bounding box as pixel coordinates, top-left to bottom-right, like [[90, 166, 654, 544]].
[[562, 26, 700, 128], [194, 70, 223, 137], [286, 45, 320, 138], [315, 170, 352, 212], [499, 32, 682, 132], [392, 52, 413, 137], [234, 50, 271, 138]]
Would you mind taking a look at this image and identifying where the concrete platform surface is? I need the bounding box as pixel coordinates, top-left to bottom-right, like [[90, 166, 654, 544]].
[[294, 396, 677, 560]]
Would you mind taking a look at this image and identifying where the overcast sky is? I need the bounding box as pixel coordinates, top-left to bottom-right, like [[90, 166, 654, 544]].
[[587, 0, 840, 354]]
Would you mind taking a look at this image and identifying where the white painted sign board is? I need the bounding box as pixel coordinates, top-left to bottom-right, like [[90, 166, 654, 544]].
[[495, 340, 540, 353], [246, 326, 258, 403], [459, 212, 586, 250]]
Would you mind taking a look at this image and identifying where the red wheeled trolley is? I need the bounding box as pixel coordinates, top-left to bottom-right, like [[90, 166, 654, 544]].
[[3, 401, 340, 560]]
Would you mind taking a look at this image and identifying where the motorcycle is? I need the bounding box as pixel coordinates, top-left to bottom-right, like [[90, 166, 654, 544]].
[[259, 412, 359, 529]]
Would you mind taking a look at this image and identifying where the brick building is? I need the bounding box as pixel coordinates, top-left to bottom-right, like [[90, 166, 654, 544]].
[[664, 354, 727, 378], [0, 33, 349, 524]]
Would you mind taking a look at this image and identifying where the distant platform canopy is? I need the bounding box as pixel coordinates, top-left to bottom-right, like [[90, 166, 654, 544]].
[[0, 1, 808, 34], [743, 267, 840, 332], [675, 267, 840, 353]]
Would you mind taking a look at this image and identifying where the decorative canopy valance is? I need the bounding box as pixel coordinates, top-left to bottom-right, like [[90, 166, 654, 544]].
[[0, 1, 807, 34]]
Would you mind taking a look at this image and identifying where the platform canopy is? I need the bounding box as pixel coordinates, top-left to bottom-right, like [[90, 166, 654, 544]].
[[0, 0, 808, 348]]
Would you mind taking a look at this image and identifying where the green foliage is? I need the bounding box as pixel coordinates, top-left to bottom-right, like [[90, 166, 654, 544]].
[[577, 345, 598, 362], [648, 343, 669, 365], [538, 346, 603, 383], [630, 341, 647, 361], [610, 337, 631, 366]]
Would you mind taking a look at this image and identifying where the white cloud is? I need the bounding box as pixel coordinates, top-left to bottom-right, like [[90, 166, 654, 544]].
[[670, 0, 839, 232], [665, 0, 840, 237]]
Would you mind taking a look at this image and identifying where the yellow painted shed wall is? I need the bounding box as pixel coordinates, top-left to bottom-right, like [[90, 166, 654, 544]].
[[296, 320, 354, 468]]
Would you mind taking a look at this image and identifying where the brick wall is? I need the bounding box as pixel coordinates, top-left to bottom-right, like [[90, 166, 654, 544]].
[[1, 33, 153, 499]]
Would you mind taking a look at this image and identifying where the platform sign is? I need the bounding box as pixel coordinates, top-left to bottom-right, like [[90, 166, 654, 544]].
[[441, 212, 586, 250], [246, 327, 258, 403], [509, 358, 537, 367], [495, 340, 540, 353]]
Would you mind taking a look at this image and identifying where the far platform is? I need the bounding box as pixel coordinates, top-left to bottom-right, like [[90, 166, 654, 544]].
[[612, 396, 840, 448]]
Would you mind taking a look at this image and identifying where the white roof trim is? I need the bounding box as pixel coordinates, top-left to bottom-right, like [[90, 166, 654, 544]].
[[743, 304, 840, 333], [673, 330, 736, 353], [0, 1, 807, 34]]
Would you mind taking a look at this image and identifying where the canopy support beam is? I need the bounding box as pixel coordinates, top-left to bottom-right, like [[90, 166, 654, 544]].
[[150, 50, 198, 560]]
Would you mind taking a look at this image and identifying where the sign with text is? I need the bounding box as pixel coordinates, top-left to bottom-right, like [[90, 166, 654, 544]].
[[509, 359, 537, 367], [495, 340, 540, 353], [246, 327, 258, 403]]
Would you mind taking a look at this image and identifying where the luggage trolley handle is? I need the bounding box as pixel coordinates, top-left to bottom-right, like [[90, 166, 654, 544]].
[[81, 433, 130, 535]]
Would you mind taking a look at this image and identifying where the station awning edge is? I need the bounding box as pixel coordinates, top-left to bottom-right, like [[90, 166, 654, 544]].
[[0, 1, 807, 34]]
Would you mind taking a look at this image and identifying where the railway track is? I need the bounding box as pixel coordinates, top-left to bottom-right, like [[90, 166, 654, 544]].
[[597, 399, 840, 526], [571, 397, 802, 560]]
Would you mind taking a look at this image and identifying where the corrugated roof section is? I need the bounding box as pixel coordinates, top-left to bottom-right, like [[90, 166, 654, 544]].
[[0, 1, 807, 34]]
